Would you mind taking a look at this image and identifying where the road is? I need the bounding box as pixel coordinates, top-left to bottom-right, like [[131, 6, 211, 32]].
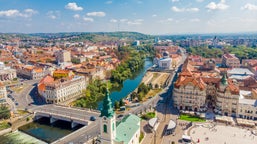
[[141, 47, 187, 144], [8, 79, 45, 111]]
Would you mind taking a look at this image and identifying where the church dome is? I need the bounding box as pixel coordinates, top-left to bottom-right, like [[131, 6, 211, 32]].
[[163, 51, 169, 58]]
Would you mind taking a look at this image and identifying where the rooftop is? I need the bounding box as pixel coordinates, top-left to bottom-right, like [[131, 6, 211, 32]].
[[115, 114, 140, 144], [228, 68, 254, 75]]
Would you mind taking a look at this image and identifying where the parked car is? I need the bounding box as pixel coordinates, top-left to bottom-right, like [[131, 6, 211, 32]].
[[90, 116, 96, 121]]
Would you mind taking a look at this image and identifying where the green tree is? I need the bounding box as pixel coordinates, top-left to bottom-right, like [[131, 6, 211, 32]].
[[0, 106, 10, 119], [130, 92, 137, 100], [119, 99, 124, 107], [114, 101, 120, 110]]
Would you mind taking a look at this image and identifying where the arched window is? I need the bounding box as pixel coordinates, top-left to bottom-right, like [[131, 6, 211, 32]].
[[103, 124, 107, 133]]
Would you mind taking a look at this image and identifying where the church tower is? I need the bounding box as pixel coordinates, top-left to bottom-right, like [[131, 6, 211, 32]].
[[100, 88, 116, 144]]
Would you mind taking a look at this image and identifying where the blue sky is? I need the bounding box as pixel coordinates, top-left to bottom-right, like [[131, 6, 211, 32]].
[[0, 0, 257, 34]]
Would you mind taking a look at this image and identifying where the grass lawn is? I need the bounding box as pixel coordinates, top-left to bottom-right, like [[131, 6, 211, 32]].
[[0, 121, 11, 131], [143, 89, 162, 101], [179, 114, 205, 122], [141, 112, 156, 120]]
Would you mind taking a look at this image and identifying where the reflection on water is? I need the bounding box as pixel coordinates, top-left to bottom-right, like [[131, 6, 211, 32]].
[[0, 117, 83, 144], [0, 130, 47, 144]]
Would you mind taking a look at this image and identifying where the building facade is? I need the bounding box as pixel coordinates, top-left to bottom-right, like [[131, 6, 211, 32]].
[[55, 50, 71, 64], [0, 82, 7, 105], [173, 59, 257, 120], [222, 53, 240, 68], [38, 75, 86, 104], [0, 62, 17, 82], [15, 65, 49, 80], [173, 60, 240, 116]]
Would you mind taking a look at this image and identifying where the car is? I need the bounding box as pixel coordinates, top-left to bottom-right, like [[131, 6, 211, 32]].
[[90, 116, 96, 121], [117, 115, 124, 118], [15, 102, 19, 106]]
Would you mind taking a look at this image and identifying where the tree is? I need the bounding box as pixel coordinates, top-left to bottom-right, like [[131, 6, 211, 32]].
[[0, 106, 10, 119], [114, 101, 120, 110], [119, 99, 124, 107], [130, 92, 137, 100]]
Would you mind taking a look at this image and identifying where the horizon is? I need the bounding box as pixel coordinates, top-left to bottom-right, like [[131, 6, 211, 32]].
[[1, 0, 257, 35]]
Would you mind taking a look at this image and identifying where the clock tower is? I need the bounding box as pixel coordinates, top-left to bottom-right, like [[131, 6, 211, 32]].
[[100, 88, 116, 144]]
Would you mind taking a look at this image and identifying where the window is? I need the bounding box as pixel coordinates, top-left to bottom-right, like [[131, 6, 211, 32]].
[[103, 124, 107, 133], [112, 123, 114, 131]]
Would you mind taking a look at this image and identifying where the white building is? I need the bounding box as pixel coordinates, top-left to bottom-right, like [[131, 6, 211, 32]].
[[0, 82, 7, 104], [153, 51, 172, 70], [38, 75, 86, 104], [0, 62, 17, 82], [237, 90, 257, 120]]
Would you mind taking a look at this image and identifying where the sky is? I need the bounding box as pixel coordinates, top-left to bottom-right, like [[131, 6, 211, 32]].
[[0, 0, 257, 35]]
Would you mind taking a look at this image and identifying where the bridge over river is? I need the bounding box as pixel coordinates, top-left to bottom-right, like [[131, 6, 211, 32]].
[[32, 104, 100, 128]]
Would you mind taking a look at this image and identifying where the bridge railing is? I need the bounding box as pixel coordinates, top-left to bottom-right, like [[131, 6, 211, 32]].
[[34, 110, 88, 123]]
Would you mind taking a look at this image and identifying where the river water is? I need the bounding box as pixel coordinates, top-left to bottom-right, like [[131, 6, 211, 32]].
[[98, 58, 153, 109], [0, 117, 83, 144]]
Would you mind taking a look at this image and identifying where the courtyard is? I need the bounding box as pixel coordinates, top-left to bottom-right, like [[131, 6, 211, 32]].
[[189, 124, 257, 144]]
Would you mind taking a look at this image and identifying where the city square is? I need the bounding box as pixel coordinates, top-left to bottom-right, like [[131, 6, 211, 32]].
[[189, 124, 257, 144]]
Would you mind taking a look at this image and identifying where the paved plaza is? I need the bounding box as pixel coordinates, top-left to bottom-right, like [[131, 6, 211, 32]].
[[189, 124, 257, 144]]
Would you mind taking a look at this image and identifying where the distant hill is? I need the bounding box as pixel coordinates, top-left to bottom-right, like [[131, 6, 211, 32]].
[[0, 31, 153, 42]]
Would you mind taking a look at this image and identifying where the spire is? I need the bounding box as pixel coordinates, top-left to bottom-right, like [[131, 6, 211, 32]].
[[221, 73, 228, 85], [100, 87, 114, 118]]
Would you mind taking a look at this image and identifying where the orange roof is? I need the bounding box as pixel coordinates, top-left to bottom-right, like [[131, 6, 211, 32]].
[[226, 80, 239, 94], [34, 68, 43, 73], [0, 82, 4, 87], [39, 75, 54, 84], [175, 76, 206, 90], [54, 69, 70, 74]]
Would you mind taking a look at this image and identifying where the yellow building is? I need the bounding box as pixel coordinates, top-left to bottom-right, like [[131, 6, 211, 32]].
[[53, 69, 74, 79]]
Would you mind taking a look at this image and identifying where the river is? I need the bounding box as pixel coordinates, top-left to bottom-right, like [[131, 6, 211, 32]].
[[98, 58, 153, 109], [0, 117, 83, 144]]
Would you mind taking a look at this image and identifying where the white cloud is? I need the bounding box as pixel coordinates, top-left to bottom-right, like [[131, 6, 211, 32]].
[[106, 1, 112, 4], [0, 9, 37, 18], [83, 17, 94, 22], [171, 0, 179, 2], [206, 0, 229, 11], [110, 19, 118, 23], [73, 14, 80, 19], [241, 3, 257, 11], [86, 12, 106, 17], [159, 18, 173, 23], [196, 0, 204, 2], [127, 19, 144, 25], [171, 6, 199, 12], [65, 2, 83, 11], [120, 19, 128, 22], [167, 18, 173, 22], [0, 9, 20, 17], [190, 18, 200, 22], [152, 14, 157, 17], [47, 11, 60, 20]]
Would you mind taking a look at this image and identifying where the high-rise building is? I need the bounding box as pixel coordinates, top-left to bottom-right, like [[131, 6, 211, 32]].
[[55, 50, 71, 64]]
